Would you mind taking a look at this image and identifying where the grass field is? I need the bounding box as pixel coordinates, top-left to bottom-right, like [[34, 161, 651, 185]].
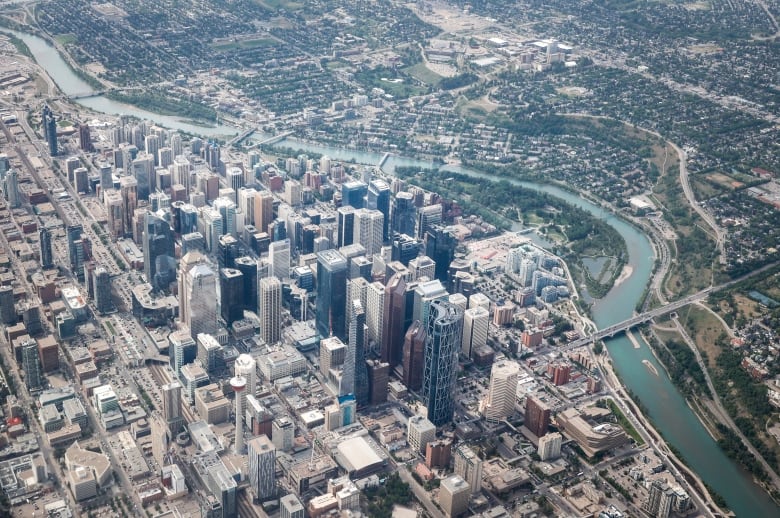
[[404, 63, 443, 86], [678, 304, 727, 368], [55, 33, 76, 45]]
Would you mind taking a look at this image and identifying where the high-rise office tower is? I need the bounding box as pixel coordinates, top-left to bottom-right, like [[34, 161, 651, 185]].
[[258, 277, 282, 345], [143, 213, 176, 291], [391, 234, 423, 266], [217, 234, 240, 270], [391, 192, 417, 237], [169, 330, 197, 381], [98, 162, 113, 192], [197, 333, 224, 375], [280, 494, 305, 518], [144, 134, 160, 165], [220, 268, 244, 325], [0, 285, 15, 325], [184, 263, 218, 339], [365, 281, 385, 352], [425, 226, 457, 284], [170, 133, 183, 157], [5, 168, 19, 208], [254, 190, 274, 233], [402, 320, 426, 391], [413, 279, 448, 325], [353, 208, 384, 257], [422, 300, 463, 426], [79, 123, 93, 152], [225, 168, 243, 202], [247, 435, 276, 501], [381, 273, 412, 368], [483, 361, 519, 422], [316, 250, 348, 340], [367, 179, 391, 241], [409, 255, 436, 281], [39, 226, 53, 269], [172, 155, 191, 193], [67, 225, 85, 282], [132, 153, 155, 200], [42, 104, 57, 156], [269, 239, 290, 280], [93, 266, 113, 314], [453, 444, 483, 495], [213, 197, 237, 237], [417, 204, 442, 239], [158, 146, 173, 169], [119, 176, 138, 236], [341, 300, 369, 406], [162, 381, 184, 435], [337, 205, 355, 248], [524, 395, 551, 438], [233, 257, 258, 314], [22, 339, 44, 391], [462, 306, 489, 358], [341, 180, 367, 209]]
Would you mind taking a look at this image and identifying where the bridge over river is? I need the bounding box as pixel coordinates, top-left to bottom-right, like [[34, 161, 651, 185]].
[[564, 260, 780, 351]]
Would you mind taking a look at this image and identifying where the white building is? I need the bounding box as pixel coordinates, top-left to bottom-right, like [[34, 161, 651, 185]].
[[482, 361, 519, 422], [258, 277, 282, 344], [247, 435, 276, 501], [269, 239, 291, 280], [353, 208, 384, 257], [407, 415, 436, 453], [462, 306, 489, 358], [538, 431, 562, 461]]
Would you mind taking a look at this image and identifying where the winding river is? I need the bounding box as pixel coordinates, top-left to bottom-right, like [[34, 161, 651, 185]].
[[10, 28, 779, 516]]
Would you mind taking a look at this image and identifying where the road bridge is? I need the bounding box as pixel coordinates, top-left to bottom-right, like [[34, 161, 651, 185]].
[[566, 260, 780, 351]]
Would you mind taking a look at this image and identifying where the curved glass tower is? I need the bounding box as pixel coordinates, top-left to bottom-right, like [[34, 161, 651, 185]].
[[422, 300, 463, 426]]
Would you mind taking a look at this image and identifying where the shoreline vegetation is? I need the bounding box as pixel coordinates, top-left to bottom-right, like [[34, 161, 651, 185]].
[[393, 166, 628, 303]]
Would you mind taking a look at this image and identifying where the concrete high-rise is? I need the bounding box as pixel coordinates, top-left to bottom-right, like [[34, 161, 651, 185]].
[[258, 277, 282, 345], [453, 444, 483, 495], [247, 435, 276, 501], [316, 250, 348, 340], [253, 190, 274, 233], [269, 239, 290, 280], [439, 475, 470, 518], [93, 266, 114, 315], [462, 306, 489, 358], [161, 382, 184, 435], [353, 208, 384, 257], [0, 286, 16, 325], [143, 212, 176, 291], [183, 263, 217, 339], [422, 300, 463, 426], [231, 376, 246, 453], [367, 179, 391, 241], [5, 168, 19, 208], [524, 395, 550, 438], [483, 361, 519, 423]]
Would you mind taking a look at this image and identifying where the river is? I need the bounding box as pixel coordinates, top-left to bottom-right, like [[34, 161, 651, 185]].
[[4, 29, 239, 138], [11, 27, 778, 516]]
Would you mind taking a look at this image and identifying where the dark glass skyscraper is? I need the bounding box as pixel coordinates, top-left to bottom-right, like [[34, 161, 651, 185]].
[[220, 268, 244, 325], [39, 226, 53, 269], [392, 233, 424, 266], [422, 300, 463, 426], [67, 224, 85, 282], [391, 191, 417, 237], [425, 226, 457, 284], [337, 206, 355, 248], [315, 250, 348, 340], [43, 104, 57, 156], [143, 213, 176, 291], [341, 180, 367, 209], [341, 300, 369, 407], [233, 256, 258, 314], [402, 319, 426, 391]]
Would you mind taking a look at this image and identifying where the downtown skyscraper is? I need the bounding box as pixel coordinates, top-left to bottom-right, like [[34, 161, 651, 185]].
[[422, 300, 463, 426], [316, 250, 348, 340], [143, 212, 176, 291], [341, 299, 369, 406]]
